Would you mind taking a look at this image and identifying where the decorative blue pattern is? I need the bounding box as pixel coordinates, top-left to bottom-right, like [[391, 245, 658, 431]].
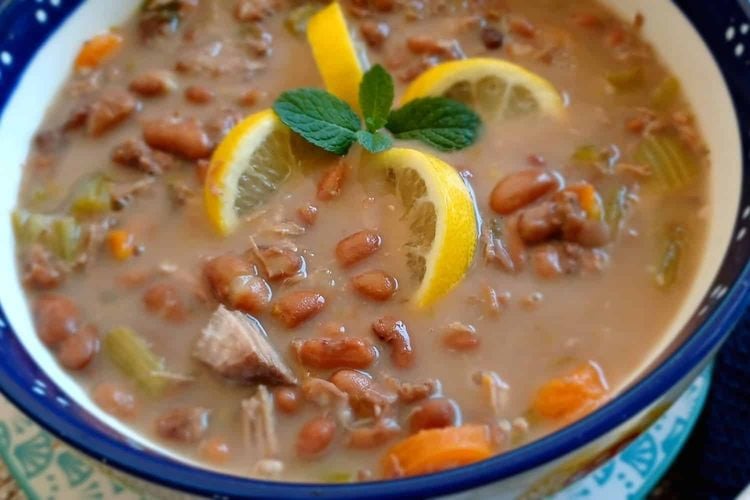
[[0, 1, 747, 499]]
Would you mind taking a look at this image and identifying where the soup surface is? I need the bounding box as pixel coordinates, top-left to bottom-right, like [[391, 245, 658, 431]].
[[12, 0, 710, 483]]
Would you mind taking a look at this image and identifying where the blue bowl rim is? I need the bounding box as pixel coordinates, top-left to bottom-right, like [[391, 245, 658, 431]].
[[0, 1, 748, 498]]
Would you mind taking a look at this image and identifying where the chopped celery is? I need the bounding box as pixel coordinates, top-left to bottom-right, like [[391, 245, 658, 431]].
[[321, 471, 354, 483], [571, 145, 601, 164], [49, 217, 82, 262], [606, 67, 643, 92], [634, 134, 698, 191], [655, 226, 686, 289], [605, 186, 629, 236], [12, 210, 83, 262], [12, 210, 53, 245], [285, 3, 321, 36], [651, 76, 680, 109], [104, 327, 168, 395], [70, 175, 112, 217]]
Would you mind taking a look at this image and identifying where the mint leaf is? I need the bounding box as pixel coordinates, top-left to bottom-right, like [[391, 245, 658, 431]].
[[356, 130, 393, 153], [273, 88, 361, 155], [386, 97, 481, 151], [359, 64, 394, 133]]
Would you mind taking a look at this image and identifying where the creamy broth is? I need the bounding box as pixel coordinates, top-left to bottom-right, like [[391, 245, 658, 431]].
[[13, 0, 709, 482]]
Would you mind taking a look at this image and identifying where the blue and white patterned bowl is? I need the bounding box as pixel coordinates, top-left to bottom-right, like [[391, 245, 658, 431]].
[[0, 1, 748, 498]]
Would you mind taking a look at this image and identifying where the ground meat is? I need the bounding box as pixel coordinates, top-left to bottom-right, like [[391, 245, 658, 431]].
[[142, 115, 213, 159], [194, 305, 297, 385], [155, 407, 210, 443], [22, 245, 65, 290], [87, 90, 138, 137], [241, 385, 278, 458], [111, 138, 176, 175]]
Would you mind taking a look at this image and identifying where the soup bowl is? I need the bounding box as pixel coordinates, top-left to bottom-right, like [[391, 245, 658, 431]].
[[0, 0, 748, 498]]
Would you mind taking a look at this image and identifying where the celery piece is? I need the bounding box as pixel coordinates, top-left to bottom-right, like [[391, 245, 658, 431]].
[[571, 145, 602, 165], [605, 186, 629, 237], [655, 226, 686, 289], [49, 216, 82, 262], [606, 67, 644, 92], [634, 134, 698, 191], [70, 175, 112, 217], [104, 327, 168, 395], [11, 210, 49, 245], [285, 3, 321, 36], [651, 76, 680, 109], [321, 471, 354, 483]]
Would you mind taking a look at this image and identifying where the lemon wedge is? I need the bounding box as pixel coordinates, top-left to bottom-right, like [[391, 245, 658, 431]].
[[401, 58, 564, 119], [307, 2, 366, 110], [204, 109, 297, 236], [366, 148, 478, 308]]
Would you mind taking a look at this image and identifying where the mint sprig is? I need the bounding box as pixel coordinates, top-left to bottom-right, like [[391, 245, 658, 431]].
[[273, 64, 481, 155]]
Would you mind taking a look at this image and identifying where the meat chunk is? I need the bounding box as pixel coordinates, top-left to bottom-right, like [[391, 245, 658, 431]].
[[241, 385, 278, 458], [386, 377, 440, 404], [155, 407, 210, 443], [371, 316, 414, 368], [87, 90, 138, 137], [254, 247, 306, 282], [194, 305, 297, 385], [142, 116, 213, 159], [22, 245, 65, 290], [111, 139, 177, 175]]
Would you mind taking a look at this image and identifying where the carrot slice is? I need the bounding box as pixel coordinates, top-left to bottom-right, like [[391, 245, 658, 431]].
[[74, 32, 123, 70], [106, 230, 135, 261], [381, 425, 493, 478], [532, 362, 608, 421], [567, 182, 603, 220]]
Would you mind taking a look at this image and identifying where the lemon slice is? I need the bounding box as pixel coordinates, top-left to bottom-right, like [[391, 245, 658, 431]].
[[307, 2, 366, 110], [204, 109, 297, 236], [366, 148, 478, 308], [401, 58, 564, 119]]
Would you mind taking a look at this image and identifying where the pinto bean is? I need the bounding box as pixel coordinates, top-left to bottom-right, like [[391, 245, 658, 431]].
[[257, 247, 305, 281], [274, 387, 300, 415], [296, 415, 336, 459], [532, 245, 564, 279], [517, 201, 561, 244], [272, 291, 326, 328], [228, 275, 272, 314], [23, 245, 64, 290], [142, 116, 213, 160], [111, 138, 177, 175], [489, 169, 560, 215], [317, 160, 349, 201], [371, 316, 414, 368], [57, 325, 100, 370], [351, 270, 398, 301], [93, 383, 137, 419], [336, 230, 382, 267], [442, 322, 480, 351], [297, 204, 318, 226], [143, 282, 187, 322], [87, 90, 137, 137], [567, 219, 611, 248], [155, 407, 210, 443], [372, 0, 395, 11], [185, 85, 214, 104], [199, 437, 231, 464], [330, 369, 396, 415], [238, 88, 266, 107], [34, 295, 81, 347], [348, 419, 401, 449], [480, 26, 504, 50], [409, 398, 459, 433], [204, 254, 254, 301], [129, 70, 175, 97], [293, 338, 378, 370], [360, 21, 390, 48]]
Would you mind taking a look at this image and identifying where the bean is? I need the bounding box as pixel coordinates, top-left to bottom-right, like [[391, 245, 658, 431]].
[[360, 21, 390, 48], [297, 204, 318, 226], [517, 201, 560, 244], [142, 116, 213, 160], [489, 169, 560, 215], [317, 160, 348, 201], [257, 247, 305, 281], [293, 338, 378, 370], [296, 415, 336, 459], [348, 419, 401, 449], [480, 26, 504, 50], [336, 230, 382, 267], [228, 275, 272, 314], [507, 16, 536, 38], [272, 291, 326, 328], [239, 88, 266, 107], [371, 316, 414, 368], [185, 85, 214, 104], [129, 70, 175, 97], [388, 377, 439, 403], [92, 383, 137, 419], [155, 407, 210, 443], [23, 246, 63, 290], [57, 324, 100, 370], [372, 0, 395, 12], [204, 254, 254, 302], [199, 437, 231, 464], [34, 295, 81, 347], [143, 282, 187, 322], [442, 322, 480, 351], [330, 369, 395, 414], [87, 90, 137, 137], [351, 270, 398, 301], [569, 219, 611, 248], [274, 387, 300, 415], [409, 398, 459, 433], [407, 35, 444, 55], [531, 245, 563, 279]]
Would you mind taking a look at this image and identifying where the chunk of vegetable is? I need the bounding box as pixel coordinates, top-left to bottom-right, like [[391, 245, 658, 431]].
[[634, 134, 698, 191], [50, 217, 82, 262], [321, 471, 354, 483], [532, 362, 607, 421], [70, 175, 112, 217], [568, 183, 603, 220], [74, 32, 123, 70], [604, 185, 629, 237], [381, 425, 493, 478], [655, 226, 686, 289], [106, 230, 136, 261], [651, 76, 680, 109], [12, 210, 83, 263], [104, 327, 168, 395], [605, 67, 643, 92]]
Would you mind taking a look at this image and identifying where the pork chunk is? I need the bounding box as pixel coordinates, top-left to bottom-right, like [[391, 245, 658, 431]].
[[241, 385, 278, 458]]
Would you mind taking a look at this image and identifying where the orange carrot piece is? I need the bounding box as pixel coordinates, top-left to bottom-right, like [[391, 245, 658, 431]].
[[381, 425, 493, 478], [568, 183, 603, 220], [74, 32, 123, 70], [106, 230, 135, 261], [532, 362, 608, 421]]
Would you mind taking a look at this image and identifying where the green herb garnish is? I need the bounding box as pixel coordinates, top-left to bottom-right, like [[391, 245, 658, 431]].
[[273, 64, 481, 155]]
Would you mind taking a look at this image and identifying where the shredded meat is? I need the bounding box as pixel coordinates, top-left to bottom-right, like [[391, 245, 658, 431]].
[[111, 139, 176, 175], [193, 305, 297, 385], [22, 245, 65, 290], [241, 385, 278, 458], [385, 376, 440, 404], [301, 377, 353, 427]]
